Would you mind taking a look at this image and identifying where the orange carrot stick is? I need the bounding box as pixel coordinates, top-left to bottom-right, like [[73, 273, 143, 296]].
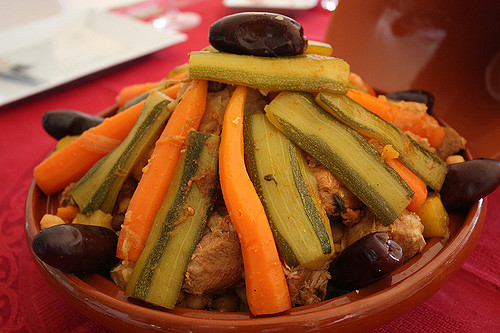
[[116, 82, 158, 107], [168, 70, 188, 81], [117, 79, 208, 262], [34, 100, 146, 195], [349, 73, 376, 96], [347, 88, 445, 148], [116, 71, 187, 107], [56, 205, 80, 223], [163, 82, 182, 99], [347, 88, 396, 122], [386, 158, 428, 212], [219, 85, 291, 316]]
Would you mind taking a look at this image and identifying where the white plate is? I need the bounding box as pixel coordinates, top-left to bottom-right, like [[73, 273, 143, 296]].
[[0, 9, 187, 107], [223, 0, 318, 10]]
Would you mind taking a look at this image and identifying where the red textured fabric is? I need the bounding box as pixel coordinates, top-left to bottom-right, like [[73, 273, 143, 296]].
[[0, 1, 498, 332]]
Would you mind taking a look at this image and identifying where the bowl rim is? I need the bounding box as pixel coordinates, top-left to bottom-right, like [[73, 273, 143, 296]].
[[24, 109, 488, 332]]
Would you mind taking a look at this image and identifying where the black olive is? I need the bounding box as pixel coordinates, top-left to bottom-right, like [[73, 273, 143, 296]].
[[32, 224, 119, 273], [329, 232, 404, 291], [440, 158, 500, 211], [386, 90, 435, 114], [42, 109, 104, 139], [208, 12, 308, 57]]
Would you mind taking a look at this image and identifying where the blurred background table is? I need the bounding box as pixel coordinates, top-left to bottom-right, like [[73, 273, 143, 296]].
[[0, 0, 498, 332]]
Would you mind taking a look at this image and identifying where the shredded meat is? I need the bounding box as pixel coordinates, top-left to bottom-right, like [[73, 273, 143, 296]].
[[384, 97, 429, 131], [113, 177, 137, 214], [436, 126, 467, 160], [244, 88, 267, 115], [131, 143, 155, 181], [283, 262, 331, 306], [343, 210, 426, 261], [405, 131, 435, 152], [330, 220, 346, 254], [58, 182, 76, 207], [110, 261, 134, 290], [307, 156, 364, 226], [199, 87, 267, 135], [182, 212, 244, 295], [199, 87, 232, 135]]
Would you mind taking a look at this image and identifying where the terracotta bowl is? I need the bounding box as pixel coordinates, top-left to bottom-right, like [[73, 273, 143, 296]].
[[25, 151, 486, 332], [325, 0, 500, 160], [24, 1, 497, 330]]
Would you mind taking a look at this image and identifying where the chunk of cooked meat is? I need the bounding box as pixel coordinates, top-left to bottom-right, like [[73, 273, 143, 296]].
[[131, 143, 155, 181], [199, 86, 267, 135], [405, 131, 435, 152], [330, 220, 346, 253], [244, 87, 267, 115], [199, 87, 232, 135], [307, 156, 364, 226], [436, 126, 467, 160], [385, 97, 428, 131], [343, 210, 426, 261], [283, 261, 331, 306], [182, 293, 213, 310], [182, 212, 244, 295], [58, 182, 76, 207], [110, 261, 134, 290], [113, 177, 137, 214]]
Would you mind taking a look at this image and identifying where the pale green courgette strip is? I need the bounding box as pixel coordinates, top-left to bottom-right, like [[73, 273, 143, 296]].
[[72, 91, 172, 214], [265, 91, 413, 226], [189, 51, 349, 93], [126, 131, 220, 309], [316, 91, 446, 191], [244, 114, 334, 269]]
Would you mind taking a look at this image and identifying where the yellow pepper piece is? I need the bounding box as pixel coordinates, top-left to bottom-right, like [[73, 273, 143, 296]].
[[417, 192, 450, 240]]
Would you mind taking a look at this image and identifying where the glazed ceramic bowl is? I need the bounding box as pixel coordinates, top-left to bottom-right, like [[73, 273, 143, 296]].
[[25, 155, 486, 332], [25, 1, 497, 331], [325, 0, 500, 160]]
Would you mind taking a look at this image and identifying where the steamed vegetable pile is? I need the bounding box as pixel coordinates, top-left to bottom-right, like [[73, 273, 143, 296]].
[[32, 12, 500, 316]]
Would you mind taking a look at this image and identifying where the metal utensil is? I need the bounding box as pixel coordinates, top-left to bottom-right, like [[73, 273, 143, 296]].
[[0, 56, 41, 85]]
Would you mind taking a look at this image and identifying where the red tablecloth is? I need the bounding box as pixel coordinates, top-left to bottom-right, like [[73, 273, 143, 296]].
[[0, 1, 498, 332]]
